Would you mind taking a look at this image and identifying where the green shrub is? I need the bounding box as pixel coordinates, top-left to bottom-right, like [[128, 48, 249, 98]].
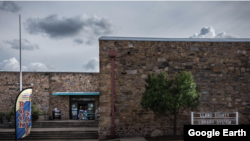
[[8, 103, 42, 121], [38, 109, 45, 116], [31, 104, 40, 121], [5, 105, 15, 122], [9, 105, 15, 115], [6, 112, 12, 122]]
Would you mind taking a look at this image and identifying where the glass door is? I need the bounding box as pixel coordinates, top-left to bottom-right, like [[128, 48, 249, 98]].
[[88, 103, 95, 120], [70, 95, 95, 120], [71, 103, 78, 119]]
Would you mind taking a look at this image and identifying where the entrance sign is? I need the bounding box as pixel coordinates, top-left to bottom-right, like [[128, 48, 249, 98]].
[[15, 88, 32, 140], [191, 112, 238, 125]]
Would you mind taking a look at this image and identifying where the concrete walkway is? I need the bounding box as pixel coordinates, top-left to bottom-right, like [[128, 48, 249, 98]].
[[0, 127, 98, 132], [0, 137, 184, 141], [120, 137, 147, 141], [35, 120, 97, 122], [1, 140, 98, 141]]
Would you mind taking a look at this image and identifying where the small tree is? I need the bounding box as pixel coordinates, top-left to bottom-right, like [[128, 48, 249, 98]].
[[141, 71, 201, 135]]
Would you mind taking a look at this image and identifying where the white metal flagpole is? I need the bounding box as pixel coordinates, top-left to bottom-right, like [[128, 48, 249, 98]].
[[19, 15, 22, 91]]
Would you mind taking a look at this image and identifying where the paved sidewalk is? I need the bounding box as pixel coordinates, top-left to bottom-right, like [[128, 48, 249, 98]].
[[1, 140, 98, 141], [0, 127, 98, 132], [120, 137, 183, 141], [2, 138, 145, 141], [120, 137, 147, 141], [0, 137, 184, 141], [36, 120, 97, 122]]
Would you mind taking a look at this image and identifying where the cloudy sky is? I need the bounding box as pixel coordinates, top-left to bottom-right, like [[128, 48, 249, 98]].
[[0, 1, 250, 72]]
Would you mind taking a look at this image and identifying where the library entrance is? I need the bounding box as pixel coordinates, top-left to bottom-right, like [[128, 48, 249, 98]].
[[70, 95, 96, 120]]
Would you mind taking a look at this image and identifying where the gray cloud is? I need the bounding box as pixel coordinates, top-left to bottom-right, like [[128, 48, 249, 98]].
[[24, 14, 116, 42], [84, 36, 97, 45], [73, 38, 95, 45], [215, 31, 238, 38], [88, 15, 115, 35], [28, 62, 55, 71], [4, 39, 39, 51], [0, 57, 55, 71], [0, 57, 27, 71], [0, 1, 21, 13], [25, 14, 84, 38], [83, 58, 98, 71], [85, 40, 95, 45], [190, 26, 238, 38], [73, 38, 84, 45]]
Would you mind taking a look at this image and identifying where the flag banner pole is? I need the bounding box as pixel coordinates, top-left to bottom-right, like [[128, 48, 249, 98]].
[[15, 87, 32, 140], [19, 14, 22, 91]]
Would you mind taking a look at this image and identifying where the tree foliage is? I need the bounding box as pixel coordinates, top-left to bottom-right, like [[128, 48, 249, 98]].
[[140, 71, 201, 135]]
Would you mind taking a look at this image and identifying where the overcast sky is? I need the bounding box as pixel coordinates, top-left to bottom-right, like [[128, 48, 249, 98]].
[[0, 1, 250, 72]]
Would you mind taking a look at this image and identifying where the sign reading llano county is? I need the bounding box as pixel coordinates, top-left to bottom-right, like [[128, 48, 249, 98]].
[[191, 112, 238, 125]]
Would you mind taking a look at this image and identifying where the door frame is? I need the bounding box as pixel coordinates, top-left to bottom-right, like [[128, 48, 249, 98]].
[[69, 95, 95, 119]]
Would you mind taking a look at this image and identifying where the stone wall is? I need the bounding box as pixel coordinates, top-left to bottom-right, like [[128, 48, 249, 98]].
[[0, 72, 99, 120], [99, 40, 250, 139], [98, 42, 113, 139], [0, 72, 50, 114], [49, 73, 99, 119]]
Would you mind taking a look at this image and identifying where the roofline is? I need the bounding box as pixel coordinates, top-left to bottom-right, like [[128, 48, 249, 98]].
[[99, 36, 250, 42], [0, 71, 99, 73], [52, 92, 100, 96]]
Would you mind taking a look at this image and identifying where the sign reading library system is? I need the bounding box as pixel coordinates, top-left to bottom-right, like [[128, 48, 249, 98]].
[[191, 112, 238, 125], [184, 112, 249, 140]]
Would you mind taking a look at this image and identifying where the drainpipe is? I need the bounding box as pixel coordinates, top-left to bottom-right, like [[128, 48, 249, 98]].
[[109, 50, 116, 139]]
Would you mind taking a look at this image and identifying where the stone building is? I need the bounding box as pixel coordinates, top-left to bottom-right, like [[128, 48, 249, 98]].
[[1, 36, 250, 140], [98, 37, 250, 140], [0, 72, 99, 120]]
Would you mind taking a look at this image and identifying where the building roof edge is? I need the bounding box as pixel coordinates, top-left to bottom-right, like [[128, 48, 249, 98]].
[[0, 71, 99, 73], [99, 36, 250, 42]]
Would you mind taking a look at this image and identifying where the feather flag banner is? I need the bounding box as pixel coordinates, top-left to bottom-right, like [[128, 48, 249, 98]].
[[15, 88, 32, 140]]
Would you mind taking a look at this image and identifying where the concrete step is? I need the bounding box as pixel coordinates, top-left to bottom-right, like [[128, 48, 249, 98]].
[[0, 117, 10, 128], [0, 124, 11, 128], [0, 127, 98, 140], [32, 121, 99, 128], [1, 135, 98, 140]]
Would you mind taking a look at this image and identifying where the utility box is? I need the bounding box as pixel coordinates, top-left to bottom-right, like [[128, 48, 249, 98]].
[[52, 109, 61, 120]]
